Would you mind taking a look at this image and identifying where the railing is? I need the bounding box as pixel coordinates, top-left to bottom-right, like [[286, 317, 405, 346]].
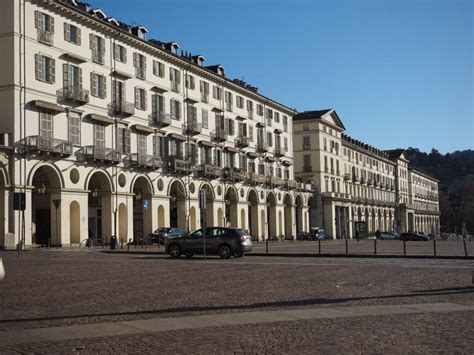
[[128, 153, 161, 169], [23, 136, 72, 156], [201, 93, 209, 103], [108, 101, 135, 116], [149, 112, 171, 127], [256, 141, 268, 152], [302, 144, 311, 150], [353, 175, 360, 183], [227, 168, 247, 182], [286, 179, 298, 190], [270, 176, 284, 187], [83, 146, 121, 164], [249, 173, 266, 184], [182, 120, 202, 135], [136, 67, 146, 79], [57, 86, 89, 104], [167, 156, 192, 174], [37, 29, 53, 45], [91, 51, 104, 64], [211, 129, 228, 142], [275, 145, 287, 156], [360, 177, 366, 184], [196, 163, 221, 178], [235, 136, 250, 147], [344, 173, 351, 181]]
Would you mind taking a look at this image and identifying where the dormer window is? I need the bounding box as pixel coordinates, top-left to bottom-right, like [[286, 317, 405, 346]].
[[132, 26, 148, 40]]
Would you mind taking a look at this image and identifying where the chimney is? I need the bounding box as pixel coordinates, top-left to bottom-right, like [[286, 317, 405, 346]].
[[76, 2, 91, 12]]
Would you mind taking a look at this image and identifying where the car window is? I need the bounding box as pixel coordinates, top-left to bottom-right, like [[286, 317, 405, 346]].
[[190, 229, 203, 238]]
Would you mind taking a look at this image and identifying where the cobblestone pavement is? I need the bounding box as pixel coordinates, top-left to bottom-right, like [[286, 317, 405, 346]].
[[0, 249, 473, 353]]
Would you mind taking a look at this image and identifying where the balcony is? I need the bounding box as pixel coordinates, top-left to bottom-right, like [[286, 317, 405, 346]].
[[275, 145, 287, 157], [37, 30, 53, 45], [322, 192, 352, 201], [223, 168, 248, 182], [57, 86, 90, 104], [127, 154, 161, 170], [344, 173, 351, 181], [235, 136, 250, 148], [182, 120, 202, 135], [22, 136, 72, 156], [108, 101, 135, 117], [302, 144, 311, 150], [353, 175, 360, 183], [269, 176, 284, 187], [149, 112, 171, 128], [201, 93, 209, 103], [248, 110, 254, 120], [286, 179, 298, 190], [82, 146, 121, 164], [167, 156, 192, 174], [256, 141, 268, 152], [249, 173, 266, 184], [196, 163, 221, 178], [360, 177, 366, 184], [211, 129, 228, 142]]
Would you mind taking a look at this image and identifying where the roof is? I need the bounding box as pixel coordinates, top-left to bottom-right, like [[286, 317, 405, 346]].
[[293, 109, 346, 130], [384, 149, 406, 160]]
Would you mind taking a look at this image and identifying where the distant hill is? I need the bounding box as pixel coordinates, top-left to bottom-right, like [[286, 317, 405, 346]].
[[403, 148, 474, 233]]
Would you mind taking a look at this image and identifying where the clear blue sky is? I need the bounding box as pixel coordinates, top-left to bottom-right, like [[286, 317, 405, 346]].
[[91, 0, 473, 154]]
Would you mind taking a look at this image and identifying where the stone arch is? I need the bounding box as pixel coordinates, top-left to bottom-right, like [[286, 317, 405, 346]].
[[169, 179, 187, 230], [167, 178, 187, 198], [130, 174, 155, 195], [29, 162, 64, 189], [131, 176, 153, 241], [84, 169, 113, 193]]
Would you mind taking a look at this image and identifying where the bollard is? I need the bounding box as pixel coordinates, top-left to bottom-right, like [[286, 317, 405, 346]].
[[121, 239, 124, 249], [266, 239, 269, 254], [318, 239, 321, 255], [403, 239, 406, 256], [463, 238, 468, 256], [433, 238, 437, 256], [127, 241, 130, 252], [345, 239, 348, 255], [374, 239, 377, 255]]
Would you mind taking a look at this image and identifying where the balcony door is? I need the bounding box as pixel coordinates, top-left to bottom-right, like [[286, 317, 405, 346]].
[[113, 80, 126, 105], [39, 112, 53, 139], [94, 124, 105, 148]]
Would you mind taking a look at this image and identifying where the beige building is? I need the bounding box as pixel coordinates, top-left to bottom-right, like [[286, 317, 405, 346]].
[[293, 110, 440, 239], [0, 0, 312, 249]]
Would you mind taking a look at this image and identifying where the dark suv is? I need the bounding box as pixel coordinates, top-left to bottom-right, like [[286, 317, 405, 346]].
[[149, 227, 183, 244], [165, 227, 253, 259], [399, 232, 429, 241]]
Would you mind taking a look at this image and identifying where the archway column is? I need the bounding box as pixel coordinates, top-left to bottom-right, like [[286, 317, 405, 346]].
[[237, 202, 248, 231], [275, 204, 285, 237]]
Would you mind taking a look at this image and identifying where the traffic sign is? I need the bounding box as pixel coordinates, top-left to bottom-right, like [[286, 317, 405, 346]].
[[143, 200, 149, 209]]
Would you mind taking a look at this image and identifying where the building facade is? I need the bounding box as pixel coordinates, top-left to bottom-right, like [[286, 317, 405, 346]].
[[0, 0, 312, 249], [293, 110, 440, 239]]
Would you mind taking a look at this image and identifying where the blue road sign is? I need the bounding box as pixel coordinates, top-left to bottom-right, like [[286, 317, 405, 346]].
[[143, 200, 149, 209]]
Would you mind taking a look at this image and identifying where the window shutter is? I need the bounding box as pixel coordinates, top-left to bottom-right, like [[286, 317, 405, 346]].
[[63, 63, 69, 88], [35, 54, 43, 81], [238, 122, 243, 136], [77, 67, 82, 89], [170, 99, 175, 118], [100, 75, 106, 98], [76, 27, 82, 45], [144, 90, 148, 111], [159, 62, 164, 77], [34, 11, 41, 29], [224, 118, 229, 134], [142, 56, 147, 71], [49, 58, 55, 83], [177, 101, 181, 119], [90, 73, 97, 96], [114, 44, 120, 60], [151, 94, 157, 114], [249, 125, 253, 141], [153, 61, 157, 76], [175, 70, 180, 85], [99, 37, 105, 55], [49, 16, 55, 33], [120, 82, 126, 103], [64, 23, 70, 41], [89, 34, 96, 50], [169, 67, 173, 81], [122, 47, 127, 63], [135, 87, 140, 109]]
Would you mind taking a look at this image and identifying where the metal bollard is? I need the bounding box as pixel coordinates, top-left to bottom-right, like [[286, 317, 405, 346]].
[[374, 239, 377, 255], [463, 239, 468, 256], [266, 239, 269, 254], [345, 239, 348, 255], [403, 239, 406, 256], [433, 238, 437, 256], [318, 239, 321, 255]]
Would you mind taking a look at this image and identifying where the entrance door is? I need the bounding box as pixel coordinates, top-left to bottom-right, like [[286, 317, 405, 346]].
[[170, 205, 178, 227], [36, 209, 51, 245]]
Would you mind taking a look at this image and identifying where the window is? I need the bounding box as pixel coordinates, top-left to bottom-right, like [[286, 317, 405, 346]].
[[185, 74, 195, 90], [303, 155, 311, 170], [137, 133, 147, 156], [324, 138, 327, 151], [236, 96, 244, 109], [35, 11, 54, 45], [90, 34, 105, 64], [117, 127, 131, 154], [200, 80, 209, 102], [151, 94, 165, 115], [170, 99, 181, 120], [274, 112, 280, 123], [267, 132, 273, 147], [283, 115, 288, 132], [239, 154, 247, 172], [114, 44, 127, 63], [135, 87, 147, 110], [68, 112, 81, 145], [213, 85, 222, 100], [64, 23, 81, 45], [225, 91, 233, 111], [62, 63, 82, 89], [186, 103, 198, 122], [225, 118, 235, 135], [133, 53, 146, 80], [35, 54, 55, 83], [247, 100, 254, 113], [170, 68, 181, 92], [303, 124, 309, 131], [112, 80, 126, 105], [94, 124, 105, 147], [153, 135, 165, 157], [258, 163, 265, 175], [265, 108, 273, 119], [248, 125, 254, 142], [284, 137, 288, 151], [152, 60, 165, 78], [90, 73, 106, 98], [202, 109, 208, 128], [256, 104, 263, 116], [303, 136, 310, 150], [39, 112, 53, 138]]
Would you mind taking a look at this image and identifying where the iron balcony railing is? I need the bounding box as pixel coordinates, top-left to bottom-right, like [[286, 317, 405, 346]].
[[223, 168, 247, 182], [23, 136, 72, 156], [149, 111, 171, 128], [249, 173, 266, 184], [83, 145, 121, 164], [211, 129, 228, 142], [37, 30, 53, 45], [128, 153, 161, 169], [302, 144, 311, 150], [269, 176, 284, 187], [256, 141, 268, 152], [57, 86, 90, 104], [344, 173, 351, 181], [167, 156, 193, 174], [182, 120, 202, 135], [235, 136, 250, 148], [108, 101, 135, 117], [285, 179, 298, 190], [196, 163, 221, 178], [201, 92, 209, 103], [275, 145, 287, 157]]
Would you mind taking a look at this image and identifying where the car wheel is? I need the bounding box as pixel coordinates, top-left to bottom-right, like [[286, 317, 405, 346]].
[[218, 244, 232, 259], [168, 244, 181, 258], [185, 253, 194, 258], [233, 250, 244, 258]]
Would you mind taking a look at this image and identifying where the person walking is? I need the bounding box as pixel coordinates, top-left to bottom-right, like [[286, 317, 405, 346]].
[[375, 229, 381, 240], [356, 230, 360, 242]]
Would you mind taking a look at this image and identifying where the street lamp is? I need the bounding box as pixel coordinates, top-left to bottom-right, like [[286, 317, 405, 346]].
[[35, 183, 47, 194]]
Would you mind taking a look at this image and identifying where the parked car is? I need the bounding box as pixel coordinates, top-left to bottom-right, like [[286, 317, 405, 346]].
[[165, 227, 253, 259], [378, 231, 399, 240], [398, 232, 429, 241], [149, 227, 184, 244]]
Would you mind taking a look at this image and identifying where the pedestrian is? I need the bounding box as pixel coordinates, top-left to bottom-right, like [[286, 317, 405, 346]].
[[375, 229, 381, 240], [356, 230, 360, 242]]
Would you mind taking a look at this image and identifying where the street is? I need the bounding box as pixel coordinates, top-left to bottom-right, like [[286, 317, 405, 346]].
[[0, 249, 472, 354]]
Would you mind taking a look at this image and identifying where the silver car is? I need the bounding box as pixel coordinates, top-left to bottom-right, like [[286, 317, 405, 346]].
[[165, 227, 253, 259]]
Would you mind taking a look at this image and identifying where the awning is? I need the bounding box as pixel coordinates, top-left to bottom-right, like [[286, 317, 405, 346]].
[[225, 146, 240, 154], [184, 96, 199, 104], [274, 128, 283, 134], [111, 70, 132, 79], [168, 133, 188, 141], [265, 156, 278, 163], [246, 152, 260, 159], [33, 100, 65, 113], [132, 124, 155, 134], [62, 52, 87, 63], [256, 121, 265, 128], [211, 107, 223, 113], [88, 113, 114, 125], [281, 159, 293, 166], [151, 85, 167, 94], [235, 115, 247, 121], [199, 140, 215, 148]]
